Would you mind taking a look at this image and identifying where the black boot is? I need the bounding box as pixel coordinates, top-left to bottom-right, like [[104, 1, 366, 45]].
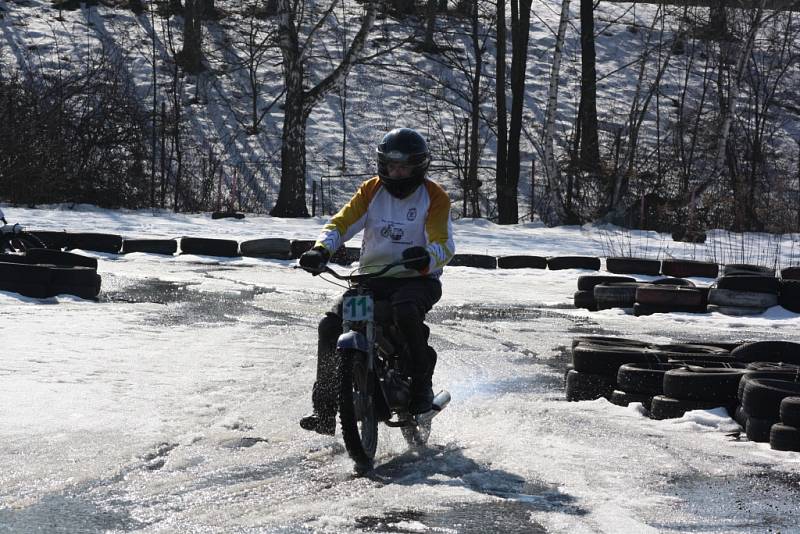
[[408, 374, 434, 415], [299, 411, 335, 435]]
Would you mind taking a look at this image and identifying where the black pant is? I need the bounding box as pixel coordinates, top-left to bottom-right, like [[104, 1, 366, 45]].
[[311, 276, 442, 415]]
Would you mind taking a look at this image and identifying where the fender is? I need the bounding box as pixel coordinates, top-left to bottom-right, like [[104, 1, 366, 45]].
[[337, 330, 369, 352]]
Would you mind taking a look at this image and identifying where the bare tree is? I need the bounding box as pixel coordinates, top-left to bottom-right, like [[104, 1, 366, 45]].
[[270, 0, 377, 217], [496, 0, 532, 224], [577, 0, 599, 171], [177, 0, 205, 73]]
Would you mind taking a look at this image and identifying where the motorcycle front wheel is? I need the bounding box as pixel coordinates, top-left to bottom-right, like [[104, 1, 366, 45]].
[[337, 348, 378, 473]]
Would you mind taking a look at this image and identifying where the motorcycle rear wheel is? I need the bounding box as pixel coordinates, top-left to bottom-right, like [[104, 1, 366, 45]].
[[338, 348, 378, 473]]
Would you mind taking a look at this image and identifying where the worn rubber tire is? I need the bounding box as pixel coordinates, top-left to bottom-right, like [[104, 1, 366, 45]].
[[650, 395, 725, 420], [28, 230, 70, 250], [609, 389, 652, 410], [741, 378, 800, 420], [651, 277, 696, 287], [594, 282, 647, 309], [338, 349, 378, 473], [330, 246, 361, 266], [497, 255, 547, 269], [734, 405, 749, 428], [780, 397, 800, 427], [571, 336, 650, 350], [565, 369, 614, 401], [720, 264, 775, 277], [576, 275, 635, 291], [573, 290, 597, 311], [547, 256, 601, 271], [780, 266, 800, 280], [68, 233, 123, 254], [649, 343, 731, 362], [707, 288, 777, 308], [448, 254, 497, 269], [707, 304, 766, 316], [716, 275, 780, 294], [636, 285, 704, 307], [661, 259, 719, 279], [663, 367, 746, 403], [606, 257, 661, 276], [746, 415, 778, 442], [732, 341, 800, 365], [180, 237, 239, 257], [122, 239, 178, 256], [289, 239, 316, 259], [572, 343, 663, 376], [634, 302, 707, 316], [778, 280, 800, 313], [25, 248, 98, 269], [617, 362, 684, 395], [211, 211, 245, 220], [738, 371, 800, 402], [769, 423, 800, 451]]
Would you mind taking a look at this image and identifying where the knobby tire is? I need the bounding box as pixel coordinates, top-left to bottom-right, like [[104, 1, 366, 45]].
[[337, 348, 378, 472]]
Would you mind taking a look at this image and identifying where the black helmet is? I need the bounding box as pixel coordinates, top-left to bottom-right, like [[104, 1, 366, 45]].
[[376, 128, 431, 198]]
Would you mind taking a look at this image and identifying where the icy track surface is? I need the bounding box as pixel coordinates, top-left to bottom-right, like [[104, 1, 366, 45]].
[[1, 207, 800, 533]]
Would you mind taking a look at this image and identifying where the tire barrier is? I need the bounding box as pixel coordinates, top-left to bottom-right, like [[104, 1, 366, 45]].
[[68, 232, 123, 254], [609, 389, 653, 411], [716, 274, 780, 294], [719, 263, 775, 277], [29, 230, 71, 250], [780, 266, 800, 280], [661, 259, 719, 279], [330, 246, 361, 266], [547, 256, 601, 271], [0, 260, 101, 300], [448, 254, 497, 269], [707, 288, 778, 308], [26, 248, 98, 269], [605, 257, 661, 276], [573, 290, 596, 311], [496, 255, 547, 269], [565, 369, 614, 401], [122, 239, 178, 256], [564, 336, 800, 451], [577, 275, 636, 291], [239, 238, 292, 259], [180, 237, 240, 257], [289, 239, 316, 259], [731, 341, 800, 365], [707, 304, 768, 316], [594, 282, 648, 310], [781, 396, 800, 428], [651, 277, 696, 287], [635, 285, 704, 307], [779, 280, 800, 313], [211, 211, 245, 220]]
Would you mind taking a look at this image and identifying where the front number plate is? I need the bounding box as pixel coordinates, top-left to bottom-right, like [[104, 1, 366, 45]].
[[342, 295, 374, 321]]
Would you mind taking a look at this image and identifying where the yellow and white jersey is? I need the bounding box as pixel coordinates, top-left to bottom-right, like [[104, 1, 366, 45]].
[[314, 177, 455, 278]]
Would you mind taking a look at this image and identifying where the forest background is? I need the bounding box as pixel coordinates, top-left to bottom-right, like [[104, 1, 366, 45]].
[[1, 0, 799, 238]]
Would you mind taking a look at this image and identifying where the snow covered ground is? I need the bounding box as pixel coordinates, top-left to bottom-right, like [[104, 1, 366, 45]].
[[1, 205, 800, 533]]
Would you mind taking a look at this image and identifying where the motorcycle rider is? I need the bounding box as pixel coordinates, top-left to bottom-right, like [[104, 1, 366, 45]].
[[298, 127, 455, 435]]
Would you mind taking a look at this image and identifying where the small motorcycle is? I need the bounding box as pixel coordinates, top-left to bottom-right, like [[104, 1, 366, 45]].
[[302, 259, 450, 474]]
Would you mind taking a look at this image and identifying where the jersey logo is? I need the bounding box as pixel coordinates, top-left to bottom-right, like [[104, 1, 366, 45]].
[[407, 208, 417, 221], [380, 223, 405, 241]]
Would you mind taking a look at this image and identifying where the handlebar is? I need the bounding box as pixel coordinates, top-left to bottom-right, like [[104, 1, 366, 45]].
[[297, 258, 424, 285]]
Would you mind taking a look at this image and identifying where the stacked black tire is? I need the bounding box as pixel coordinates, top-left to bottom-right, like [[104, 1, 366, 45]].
[[566, 337, 800, 452], [0, 249, 101, 300], [731, 341, 800, 449], [708, 264, 778, 316]]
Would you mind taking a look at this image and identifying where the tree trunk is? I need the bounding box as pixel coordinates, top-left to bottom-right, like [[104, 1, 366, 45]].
[[423, 0, 438, 51], [495, 0, 508, 220], [543, 0, 570, 204], [178, 0, 204, 74], [498, 0, 531, 224], [467, 0, 482, 218], [271, 0, 377, 218], [578, 0, 599, 171]]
